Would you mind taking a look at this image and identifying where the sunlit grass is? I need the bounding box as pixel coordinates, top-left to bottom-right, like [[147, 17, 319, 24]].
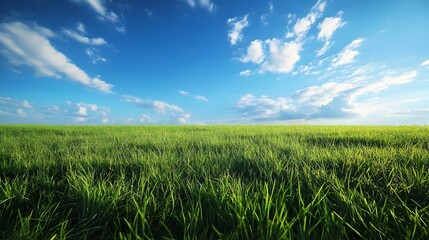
[[1, 125, 428, 239]]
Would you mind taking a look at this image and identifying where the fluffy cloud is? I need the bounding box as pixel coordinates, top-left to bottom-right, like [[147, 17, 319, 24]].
[[0, 21, 113, 93], [186, 0, 215, 12], [261, 39, 301, 73], [63, 28, 107, 46], [240, 38, 301, 74], [71, 0, 118, 22], [317, 16, 344, 41], [332, 38, 364, 66], [240, 40, 265, 64], [227, 14, 250, 45]]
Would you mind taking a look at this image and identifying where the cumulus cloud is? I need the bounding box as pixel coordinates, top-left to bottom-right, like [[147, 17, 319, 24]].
[[63, 28, 107, 46], [71, 0, 118, 22], [0, 21, 113, 93], [227, 14, 250, 45], [240, 40, 265, 64], [186, 0, 215, 12], [332, 38, 364, 66], [261, 39, 301, 73], [240, 38, 301, 74], [178, 90, 209, 102]]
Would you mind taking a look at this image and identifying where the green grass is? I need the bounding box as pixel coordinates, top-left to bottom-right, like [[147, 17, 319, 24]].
[[0, 125, 428, 239]]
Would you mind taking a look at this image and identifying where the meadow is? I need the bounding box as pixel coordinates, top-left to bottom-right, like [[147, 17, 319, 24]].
[[0, 125, 428, 239]]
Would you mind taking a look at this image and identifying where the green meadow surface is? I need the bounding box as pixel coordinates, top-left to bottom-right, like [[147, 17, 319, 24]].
[[0, 125, 429, 239]]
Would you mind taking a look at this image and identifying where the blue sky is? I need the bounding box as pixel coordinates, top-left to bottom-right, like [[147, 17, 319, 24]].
[[1, 0, 429, 124]]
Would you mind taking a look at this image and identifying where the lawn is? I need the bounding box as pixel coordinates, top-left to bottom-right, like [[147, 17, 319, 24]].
[[0, 125, 428, 239]]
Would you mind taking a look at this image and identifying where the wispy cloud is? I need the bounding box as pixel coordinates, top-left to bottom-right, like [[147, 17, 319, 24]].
[[70, 0, 118, 22], [63, 27, 107, 46], [85, 48, 107, 64], [186, 0, 215, 12], [179, 90, 209, 102], [235, 70, 417, 121], [316, 13, 345, 56], [286, 0, 327, 40], [332, 38, 364, 67], [420, 59, 429, 67], [0, 21, 113, 93], [0, 97, 111, 123], [227, 14, 250, 45], [123, 95, 191, 124]]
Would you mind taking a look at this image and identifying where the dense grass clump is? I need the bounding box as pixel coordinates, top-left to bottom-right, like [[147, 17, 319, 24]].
[[0, 125, 428, 239]]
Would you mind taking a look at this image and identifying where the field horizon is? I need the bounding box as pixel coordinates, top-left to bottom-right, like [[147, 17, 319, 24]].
[[1, 125, 428, 239]]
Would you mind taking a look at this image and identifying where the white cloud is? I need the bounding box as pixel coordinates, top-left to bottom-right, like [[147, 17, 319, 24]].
[[139, 114, 156, 124], [85, 48, 107, 64], [291, 0, 327, 40], [76, 22, 86, 33], [195, 95, 208, 102], [63, 29, 107, 46], [123, 95, 184, 114], [240, 40, 265, 64], [17, 108, 27, 116], [115, 25, 126, 33], [316, 41, 331, 57], [261, 39, 301, 73], [186, 0, 215, 12], [316, 15, 344, 56], [317, 16, 344, 41], [332, 38, 364, 66], [22, 100, 32, 108], [227, 14, 250, 45], [235, 69, 418, 122], [71, 0, 118, 22], [350, 71, 417, 101], [74, 117, 86, 122], [0, 21, 113, 93], [236, 94, 295, 120], [177, 113, 191, 124], [420, 60, 429, 67], [239, 69, 252, 76], [0, 97, 110, 124], [179, 90, 209, 102], [179, 90, 189, 95]]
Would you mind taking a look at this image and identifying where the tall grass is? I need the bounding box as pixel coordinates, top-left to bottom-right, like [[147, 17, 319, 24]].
[[0, 125, 428, 239]]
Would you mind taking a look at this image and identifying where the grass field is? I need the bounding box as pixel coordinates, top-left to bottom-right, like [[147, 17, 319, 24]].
[[0, 125, 428, 239]]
